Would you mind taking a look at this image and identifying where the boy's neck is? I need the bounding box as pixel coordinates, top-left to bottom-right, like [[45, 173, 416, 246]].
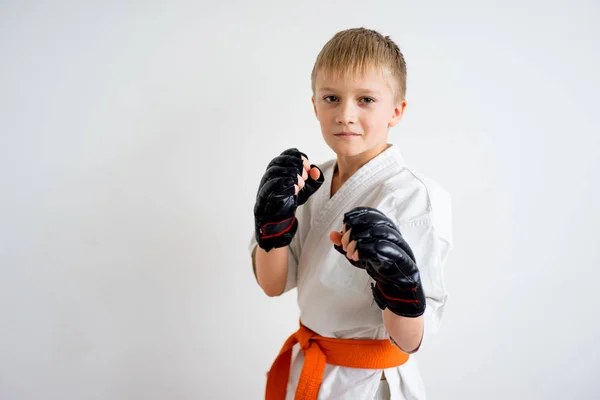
[[334, 143, 392, 184]]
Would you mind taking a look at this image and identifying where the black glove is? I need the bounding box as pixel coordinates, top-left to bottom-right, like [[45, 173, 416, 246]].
[[334, 207, 426, 318], [254, 148, 324, 252]]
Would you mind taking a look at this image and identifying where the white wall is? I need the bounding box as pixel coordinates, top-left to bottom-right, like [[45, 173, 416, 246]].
[[1, 1, 599, 399]]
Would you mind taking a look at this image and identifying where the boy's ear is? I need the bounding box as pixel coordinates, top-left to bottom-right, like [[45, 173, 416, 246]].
[[312, 96, 318, 118], [388, 100, 407, 128]]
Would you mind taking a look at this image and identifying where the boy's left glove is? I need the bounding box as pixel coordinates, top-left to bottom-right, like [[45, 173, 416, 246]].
[[333, 207, 426, 318]]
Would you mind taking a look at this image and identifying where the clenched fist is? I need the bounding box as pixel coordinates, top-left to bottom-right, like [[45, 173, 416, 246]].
[[254, 148, 323, 252], [330, 207, 426, 318]]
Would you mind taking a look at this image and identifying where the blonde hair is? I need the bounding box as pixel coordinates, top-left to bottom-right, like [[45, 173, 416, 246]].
[[311, 27, 407, 102]]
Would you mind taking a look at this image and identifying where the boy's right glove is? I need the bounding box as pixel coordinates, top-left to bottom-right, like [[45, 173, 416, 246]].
[[254, 148, 324, 252]]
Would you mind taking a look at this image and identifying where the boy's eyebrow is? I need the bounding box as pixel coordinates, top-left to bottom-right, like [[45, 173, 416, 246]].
[[316, 87, 381, 95]]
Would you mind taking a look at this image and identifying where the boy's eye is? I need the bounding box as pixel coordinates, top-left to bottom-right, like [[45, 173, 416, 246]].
[[322, 95, 375, 104]]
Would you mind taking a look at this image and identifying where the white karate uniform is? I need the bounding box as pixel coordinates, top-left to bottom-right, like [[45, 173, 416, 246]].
[[249, 145, 453, 400]]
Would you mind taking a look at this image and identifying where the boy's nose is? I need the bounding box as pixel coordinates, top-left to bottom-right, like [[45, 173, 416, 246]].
[[336, 101, 357, 125]]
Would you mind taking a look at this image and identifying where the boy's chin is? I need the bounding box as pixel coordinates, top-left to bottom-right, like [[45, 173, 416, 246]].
[[326, 141, 366, 158]]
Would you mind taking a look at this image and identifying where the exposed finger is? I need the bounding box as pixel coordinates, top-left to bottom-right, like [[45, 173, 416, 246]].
[[309, 167, 320, 180], [297, 175, 306, 191], [294, 184, 299, 195], [346, 240, 357, 256], [341, 228, 352, 250], [329, 231, 342, 245], [352, 250, 359, 261], [302, 168, 308, 181]]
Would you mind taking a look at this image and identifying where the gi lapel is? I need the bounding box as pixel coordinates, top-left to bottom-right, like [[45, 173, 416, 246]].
[[297, 146, 404, 289]]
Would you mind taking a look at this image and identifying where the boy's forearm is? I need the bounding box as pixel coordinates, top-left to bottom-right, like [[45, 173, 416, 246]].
[[252, 245, 289, 297], [383, 309, 424, 354]]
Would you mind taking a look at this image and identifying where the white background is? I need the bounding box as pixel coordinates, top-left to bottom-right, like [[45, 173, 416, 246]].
[[1, 1, 599, 399]]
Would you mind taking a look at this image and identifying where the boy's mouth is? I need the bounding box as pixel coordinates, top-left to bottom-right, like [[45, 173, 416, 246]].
[[334, 132, 361, 137]]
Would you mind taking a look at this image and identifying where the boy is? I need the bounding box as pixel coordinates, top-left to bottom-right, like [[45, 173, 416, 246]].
[[249, 28, 453, 400]]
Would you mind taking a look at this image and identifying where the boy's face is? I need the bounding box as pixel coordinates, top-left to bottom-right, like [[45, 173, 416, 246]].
[[312, 67, 406, 159]]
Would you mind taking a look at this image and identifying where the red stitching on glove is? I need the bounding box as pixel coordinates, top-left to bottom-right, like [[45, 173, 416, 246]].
[[376, 282, 419, 304]]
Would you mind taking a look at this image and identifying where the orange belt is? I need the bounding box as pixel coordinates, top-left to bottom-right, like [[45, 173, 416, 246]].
[[265, 322, 409, 400]]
